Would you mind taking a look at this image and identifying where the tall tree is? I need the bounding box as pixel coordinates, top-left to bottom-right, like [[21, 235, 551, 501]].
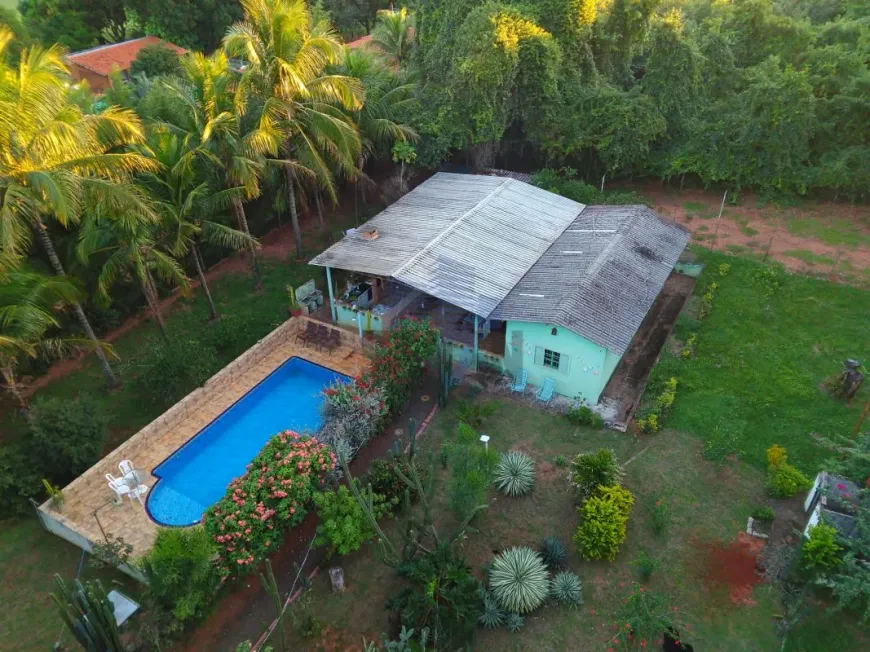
[[126, 0, 243, 51], [224, 0, 363, 259], [0, 269, 106, 420], [0, 29, 156, 386], [371, 8, 415, 68], [19, 0, 127, 50]]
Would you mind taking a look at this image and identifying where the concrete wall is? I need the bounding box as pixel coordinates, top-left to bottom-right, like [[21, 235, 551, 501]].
[[503, 321, 620, 403]]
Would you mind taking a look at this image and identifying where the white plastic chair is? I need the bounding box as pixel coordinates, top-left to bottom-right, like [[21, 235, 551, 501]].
[[107, 478, 131, 503], [129, 484, 149, 506], [119, 460, 134, 476]]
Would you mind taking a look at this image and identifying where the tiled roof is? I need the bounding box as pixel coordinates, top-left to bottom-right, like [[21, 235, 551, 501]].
[[346, 35, 373, 49], [67, 36, 187, 77]]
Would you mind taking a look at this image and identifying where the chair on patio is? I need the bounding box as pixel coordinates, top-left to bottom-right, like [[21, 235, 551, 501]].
[[323, 328, 342, 352], [536, 377, 556, 403], [313, 324, 332, 351], [106, 475, 131, 503], [510, 369, 528, 393], [119, 460, 134, 475], [295, 320, 318, 346], [129, 484, 149, 506]]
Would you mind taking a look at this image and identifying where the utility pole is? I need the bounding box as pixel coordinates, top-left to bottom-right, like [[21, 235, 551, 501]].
[[710, 190, 728, 251]]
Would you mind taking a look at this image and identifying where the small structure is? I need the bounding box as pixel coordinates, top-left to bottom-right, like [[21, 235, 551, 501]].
[[310, 172, 689, 404], [66, 36, 187, 91], [803, 471, 861, 539]]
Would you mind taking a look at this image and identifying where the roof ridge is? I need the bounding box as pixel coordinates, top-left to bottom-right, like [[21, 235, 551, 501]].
[[391, 175, 511, 280], [67, 36, 154, 59]]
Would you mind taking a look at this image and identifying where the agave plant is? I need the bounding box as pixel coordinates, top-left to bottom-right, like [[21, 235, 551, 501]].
[[539, 535, 566, 571], [494, 451, 536, 497], [550, 571, 583, 607], [478, 591, 506, 629], [506, 612, 525, 633], [490, 547, 550, 614]]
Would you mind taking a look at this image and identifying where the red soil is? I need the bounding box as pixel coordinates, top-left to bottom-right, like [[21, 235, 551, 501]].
[[697, 532, 765, 606]]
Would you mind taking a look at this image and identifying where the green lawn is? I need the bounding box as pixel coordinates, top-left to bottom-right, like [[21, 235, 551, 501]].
[[785, 215, 870, 249], [276, 398, 867, 651], [646, 248, 870, 472]]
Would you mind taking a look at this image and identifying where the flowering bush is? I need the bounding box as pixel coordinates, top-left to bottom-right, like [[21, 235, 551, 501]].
[[203, 431, 335, 577], [320, 378, 388, 461], [365, 318, 438, 414]]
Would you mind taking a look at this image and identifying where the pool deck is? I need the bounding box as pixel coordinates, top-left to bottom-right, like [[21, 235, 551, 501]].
[[38, 318, 369, 561]]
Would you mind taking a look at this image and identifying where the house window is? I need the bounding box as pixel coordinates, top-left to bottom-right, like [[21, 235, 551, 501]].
[[543, 349, 561, 369]]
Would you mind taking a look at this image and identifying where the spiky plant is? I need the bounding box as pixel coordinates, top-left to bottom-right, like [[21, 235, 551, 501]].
[[494, 451, 536, 497], [478, 591, 506, 629], [506, 612, 525, 633], [539, 535, 566, 571], [550, 571, 583, 607], [489, 547, 550, 614]]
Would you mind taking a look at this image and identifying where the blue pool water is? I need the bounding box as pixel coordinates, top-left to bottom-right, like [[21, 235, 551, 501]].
[[146, 357, 349, 526]]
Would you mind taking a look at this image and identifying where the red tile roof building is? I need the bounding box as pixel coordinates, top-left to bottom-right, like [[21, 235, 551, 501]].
[[67, 36, 188, 91]]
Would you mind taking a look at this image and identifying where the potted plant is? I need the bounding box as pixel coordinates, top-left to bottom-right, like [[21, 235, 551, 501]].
[[287, 285, 302, 317]]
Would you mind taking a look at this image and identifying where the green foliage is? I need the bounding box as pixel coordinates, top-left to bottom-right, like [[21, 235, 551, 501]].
[[51, 576, 125, 652], [19, 0, 110, 51], [531, 168, 642, 205], [478, 591, 506, 629], [204, 316, 251, 358], [455, 399, 497, 428], [636, 377, 679, 433], [550, 571, 583, 607], [802, 523, 843, 571], [650, 496, 670, 536], [632, 548, 661, 582], [127, 336, 220, 408], [125, 0, 244, 50], [494, 451, 535, 497], [364, 458, 422, 509], [505, 611, 525, 632], [89, 534, 132, 571], [0, 444, 41, 517], [752, 506, 776, 523], [574, 485, 634, 561], [568, 448, 624, 500], [30, 395, 107, 482], [313, 483, 394, 557], [767, 462, 812, 498], [538, 535, 566, 571], [489, 547, 550, 614], [389, 544, 483, 650], [447, 422, 498, 521], [553, 454, 567, 467], [129, 44, 183, 78], [611, 585, 690, 649], [140, 526, 219, 626]]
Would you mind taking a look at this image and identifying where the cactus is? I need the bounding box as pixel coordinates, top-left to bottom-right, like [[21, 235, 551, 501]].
[[51, 575, 126, 651], [260, 560, 286, 652], [436, 337, 453, 407]]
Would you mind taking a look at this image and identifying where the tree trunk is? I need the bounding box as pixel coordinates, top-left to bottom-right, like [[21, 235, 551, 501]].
[[33, 219, 119, 387], [230, 195, 263, 289], [315, 192, 325, 228], [1, 365, 32, 424], [192, 244, 219, 321], [142, 269, 168, 340], [283, 163, 303, 259]]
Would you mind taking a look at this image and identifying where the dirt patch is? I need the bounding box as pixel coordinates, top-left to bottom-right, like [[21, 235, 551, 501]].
[[602, 272, 696, 423], [695, 532, 765, 606]]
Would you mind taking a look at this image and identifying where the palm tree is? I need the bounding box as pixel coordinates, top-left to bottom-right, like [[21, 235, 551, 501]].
[[0, 269, 109, 421], [76, 199, 189, 341], [158, 52, 276, 289], [224, 0, 364, 259], [0, 28, 156, 387], [335, 47, 418, 215], [142, 132, 259, 321], [371, 8, 415, 68]]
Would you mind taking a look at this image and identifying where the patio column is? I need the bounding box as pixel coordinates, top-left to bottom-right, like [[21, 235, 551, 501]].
[[473, 313, 479, 371], [325, 266, 337, 324]]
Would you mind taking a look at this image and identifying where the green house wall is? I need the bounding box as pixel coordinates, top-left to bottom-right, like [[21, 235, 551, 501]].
[[503, 321, 620, 403]]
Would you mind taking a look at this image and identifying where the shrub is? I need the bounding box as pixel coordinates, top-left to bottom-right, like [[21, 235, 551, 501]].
[[550, 572, 583, 607], [505, 612, 525, 632], [766, 444, 788, 468], [320, 378, 388, 461], [632, 549, 661, 582], [539, 535, 566, 571], [553, 454, 567, 467], [365, 318, 438, 414], [89, 534, 132, 570], [569, 449, 625, 501], [313, 483, 394, 557], [489, 547, 550, 614], [205, 315, 251, 357], [364, 457, 423, 508], [767, 463, 812, 498], [128, 336, 219, 407], [802, 523, 842, 571], [752, 506, 776, 523], [478, 591, 505, 629], [389, 544, 482, 649], [0, 444, 42, 517], [650, 497, 670, 536], [140, 527, 219, 627], [612, 586, 690, 649], [129, 43, 182, 78], [456, 399, 497, 428], [31, 395, 107, 482], [567, 404, 594, 426], [448, 422, 498, 521], [719, 263, 731, 276], [203, 431, 335, 577], [574, 485, 634, 561], [494, 451, 536, 497]]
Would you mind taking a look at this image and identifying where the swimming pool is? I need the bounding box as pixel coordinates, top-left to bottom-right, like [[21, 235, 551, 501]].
[[146, 357, 349, 526]]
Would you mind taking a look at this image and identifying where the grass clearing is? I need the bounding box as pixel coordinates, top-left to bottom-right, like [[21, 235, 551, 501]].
[[786, 215, 870, 249], [784, 249, 837, 267], [647, 248, 870, 471], [277, 399, 867, 651]]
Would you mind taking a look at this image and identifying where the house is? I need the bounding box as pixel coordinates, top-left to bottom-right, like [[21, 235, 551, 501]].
[[803, 471, 861, 540], [310, 172, 690, 404], [66, 36, 188, 91]]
